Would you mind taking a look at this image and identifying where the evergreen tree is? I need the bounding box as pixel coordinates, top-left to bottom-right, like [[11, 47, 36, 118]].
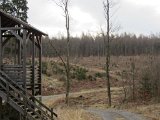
[[12, 0, 28, 22], [0, 0, 14, 14]]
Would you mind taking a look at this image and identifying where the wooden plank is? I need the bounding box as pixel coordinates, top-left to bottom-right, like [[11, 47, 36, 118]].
[[2, 65, 23, 67], [2, 35, 14, 37], [2, 37, 11, 47], [22, 29, 27, 89], [0, 27, 24, 30]]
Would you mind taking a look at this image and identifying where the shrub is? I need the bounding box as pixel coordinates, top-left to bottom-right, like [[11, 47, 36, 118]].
[[59, 75, 66, 82], [74, 67, 88, 80], [139, 70, 152, 99], [42, 61, 48, 74], [88, 75, 96, 81], [94, 72, 104, 78], [46, 62, 53, 76]]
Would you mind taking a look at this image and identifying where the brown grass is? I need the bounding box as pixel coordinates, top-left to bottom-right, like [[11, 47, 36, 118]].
[[42, 56, 160, 120], [126, 103, 160, 120], [56, 107, 102, 120]]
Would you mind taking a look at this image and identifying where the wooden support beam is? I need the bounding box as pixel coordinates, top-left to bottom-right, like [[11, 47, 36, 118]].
[[18, 40, 21, 64], [26, 32, 32, 43], [22, 29, 27, 119], [0, 16, 2, 70], [30, 36, 40, 49], [22, 29, 27, 89], [2, 37, 11, 47], [0, 27, 24, 31], [14, 39, 17, 64], [35, 36, 40, 48], [39, 36, 42, 95], [18, 25, 21, 64], [32, 34, 35, 96], [10, 30, 23, 42], [2, 35, 14, 37], [0, 97, 2, 119]]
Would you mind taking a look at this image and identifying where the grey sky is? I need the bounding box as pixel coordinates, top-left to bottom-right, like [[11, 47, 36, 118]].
[[27, 0, 160, 37]]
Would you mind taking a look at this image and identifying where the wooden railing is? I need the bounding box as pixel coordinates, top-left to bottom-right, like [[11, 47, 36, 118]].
[[2, 65, 40, 85], [0, 70, 57, 120], [2, 65, 23, 84]]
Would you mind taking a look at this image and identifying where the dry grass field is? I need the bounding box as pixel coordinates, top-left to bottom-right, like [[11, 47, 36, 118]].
[[42, 55, 154, 95], [41, 55, 160, 120], [56, 107, 102, 120]]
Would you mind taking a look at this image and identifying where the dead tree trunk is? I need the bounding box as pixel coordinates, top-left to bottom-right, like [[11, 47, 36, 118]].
[[103, 0, 111, 107], [52, 0, 70, 105], [65, 0, 70, 105]]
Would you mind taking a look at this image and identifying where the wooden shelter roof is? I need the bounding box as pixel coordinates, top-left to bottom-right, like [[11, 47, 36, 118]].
[[0, 10, 47, 36]]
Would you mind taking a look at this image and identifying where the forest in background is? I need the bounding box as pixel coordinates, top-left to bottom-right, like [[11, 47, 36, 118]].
[[39, 33, 160, 57]]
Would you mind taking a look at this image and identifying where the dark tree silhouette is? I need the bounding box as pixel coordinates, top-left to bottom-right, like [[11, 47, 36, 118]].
[[0, 0, 28, 22], [12, 0, 28, 22], [0, 0, 14, 14]]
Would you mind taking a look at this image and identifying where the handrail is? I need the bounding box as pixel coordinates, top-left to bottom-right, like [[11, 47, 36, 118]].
[[0, 70, 57, 119], [0, 75, 44, 119]]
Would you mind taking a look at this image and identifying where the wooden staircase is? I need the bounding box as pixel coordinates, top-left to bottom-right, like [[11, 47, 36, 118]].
[[0, 70, 57, 120]]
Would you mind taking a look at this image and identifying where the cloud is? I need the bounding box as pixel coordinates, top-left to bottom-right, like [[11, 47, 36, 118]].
[[27, 0, 160, 37], [117, 0, 160, 35], [70, 7, 99, 35]]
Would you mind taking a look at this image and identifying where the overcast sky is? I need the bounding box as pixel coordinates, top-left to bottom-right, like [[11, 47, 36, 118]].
[[27, 0, 160, 37]]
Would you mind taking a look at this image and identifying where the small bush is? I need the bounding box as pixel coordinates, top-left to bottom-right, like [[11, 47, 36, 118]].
[[94, 72, 104, 78], [139, 70, 152, 99], [59, 76, 66, 81], [88, 75, 96, 81], [46, 62, 53, 76], [42, 61, 48, 74], [73, 67, 88, 80]]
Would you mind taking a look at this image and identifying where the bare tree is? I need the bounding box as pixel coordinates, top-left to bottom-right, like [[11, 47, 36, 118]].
[[130, 58, 136, 101], [102, 0, 112, 107], [52, 0, 70, 105]]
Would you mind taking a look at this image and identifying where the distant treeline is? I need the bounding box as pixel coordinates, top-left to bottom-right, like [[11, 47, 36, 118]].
[[40, 33, 160, 57]]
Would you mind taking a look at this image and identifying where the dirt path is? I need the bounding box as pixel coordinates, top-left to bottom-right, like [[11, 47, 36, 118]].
[[88, 108, 150, 120], [41, 87, 123, 106], [41, 88, 108, 105], [41, 88, 150, 120]]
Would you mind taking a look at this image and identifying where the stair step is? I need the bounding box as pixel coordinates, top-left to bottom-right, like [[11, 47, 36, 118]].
[[0, 70, 56, 120], [12, 98, 19, 102], [27, 111, 40, 119], [32, 114, 39, 119], [19, 104, 25, 108]]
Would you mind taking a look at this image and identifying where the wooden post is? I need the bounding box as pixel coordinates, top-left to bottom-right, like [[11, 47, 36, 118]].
[[32, 35, 35, 96], [39, 36, 42, 95], [22, 29, 27, 89], [0, 16, 2, 70], [22, 29, 27, 120], [18, 40, 21, 64], [14, 39, 17, 65], [0, 97, 2, 119], [18, 25, 21, 64]]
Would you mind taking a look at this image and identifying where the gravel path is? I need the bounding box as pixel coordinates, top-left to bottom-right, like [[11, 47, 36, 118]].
[[41, 90, 150, 120], [88, 108, 149, 120]]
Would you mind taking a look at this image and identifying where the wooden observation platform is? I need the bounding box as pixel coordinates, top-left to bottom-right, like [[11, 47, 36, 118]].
[[0, 10, 57, 120]]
